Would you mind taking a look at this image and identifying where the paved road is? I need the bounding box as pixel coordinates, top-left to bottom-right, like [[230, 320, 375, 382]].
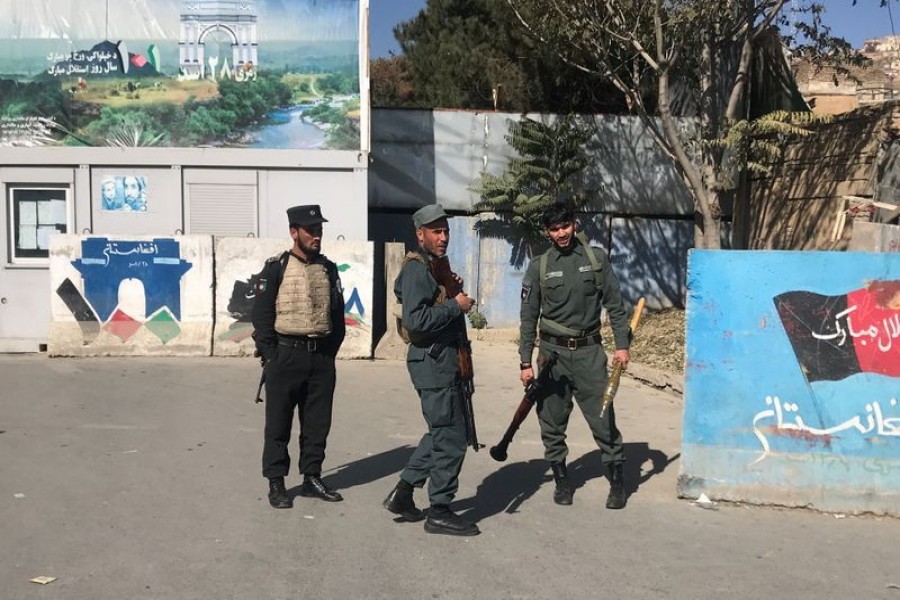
[[2, 341, 899, 599]]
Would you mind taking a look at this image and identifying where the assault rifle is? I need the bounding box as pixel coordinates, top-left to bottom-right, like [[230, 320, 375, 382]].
[[253, 348, 266, 404], [430, 256, 481, 451], [489, 351, 559, 462]]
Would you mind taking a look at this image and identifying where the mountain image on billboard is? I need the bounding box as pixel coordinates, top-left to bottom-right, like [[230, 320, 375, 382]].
[[0, 0, 361, 150]]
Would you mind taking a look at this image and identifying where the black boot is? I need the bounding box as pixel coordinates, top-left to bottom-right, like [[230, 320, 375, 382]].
[[424, 505, 480, 536], [383, 480, 425, 522], [267, 477, 292, 509], [606, 463, 627, 509], [551, 461, 573, 506], [299, 474, 343, 502]]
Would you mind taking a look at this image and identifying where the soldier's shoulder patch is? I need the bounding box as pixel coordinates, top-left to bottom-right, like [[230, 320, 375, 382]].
[[256, 278, 268, 294], [521, 283, 532, 302]]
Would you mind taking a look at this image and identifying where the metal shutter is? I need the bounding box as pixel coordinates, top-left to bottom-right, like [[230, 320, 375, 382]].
[[187, 183, 257, 236]]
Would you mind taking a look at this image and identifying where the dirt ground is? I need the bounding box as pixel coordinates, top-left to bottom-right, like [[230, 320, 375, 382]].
[[602, 308, 686, 374]]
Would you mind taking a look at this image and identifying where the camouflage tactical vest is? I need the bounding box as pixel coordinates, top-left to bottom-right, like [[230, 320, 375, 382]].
[[275, 255, 332, 337]]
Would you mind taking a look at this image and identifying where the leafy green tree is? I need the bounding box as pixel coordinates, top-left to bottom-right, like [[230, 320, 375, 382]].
[[217, 74, 292, 127], [505, 0, 866, 248], [327, 119, 360, 150], [183, 106, 231, 142], [371, 56, 417, 107], [81, 106, 170, 147], [393, 0, 626, 113], [319, 69, 359, 95], [0, 78, 76, 136], [472, 114, 594, 266]]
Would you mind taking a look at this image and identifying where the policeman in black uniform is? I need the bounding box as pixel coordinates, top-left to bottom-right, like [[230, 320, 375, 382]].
[[252, 204, 346, 509], [382, 204, 480, 536], [519, 204, 632, 509]]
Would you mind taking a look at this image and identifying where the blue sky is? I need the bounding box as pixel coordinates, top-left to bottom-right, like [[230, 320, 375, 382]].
[[369, 0, 900, 58]]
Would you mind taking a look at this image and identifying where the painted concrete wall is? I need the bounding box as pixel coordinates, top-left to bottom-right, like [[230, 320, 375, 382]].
[[49, 235, 374, 358], [1, 163, 368, 352], [679, 250, 900, 516], [848, 221, 900, 253], [214, 238, 374, 359], [49, 235, 214, 356]]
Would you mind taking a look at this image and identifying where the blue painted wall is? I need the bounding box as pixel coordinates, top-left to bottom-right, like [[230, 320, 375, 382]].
[[680, 250, 900, 515]]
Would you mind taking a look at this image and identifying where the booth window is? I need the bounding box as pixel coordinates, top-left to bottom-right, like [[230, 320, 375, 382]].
[[8, 186, 70, 263]]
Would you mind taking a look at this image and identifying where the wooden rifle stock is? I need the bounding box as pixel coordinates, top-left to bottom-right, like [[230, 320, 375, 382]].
[[599, 298, 646, 419], [490, 351, 559, 462], [428, 254, 464, 298]]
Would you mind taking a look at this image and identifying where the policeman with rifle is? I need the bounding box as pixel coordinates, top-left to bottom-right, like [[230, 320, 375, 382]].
[[251, 205, 346, 509], [382, 204, 481, 537]]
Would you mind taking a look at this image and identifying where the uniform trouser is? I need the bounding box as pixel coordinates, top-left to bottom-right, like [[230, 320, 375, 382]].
[[261, 345, 337, 478], [536, 343, 625, 466], [400, 385, 468, 506]]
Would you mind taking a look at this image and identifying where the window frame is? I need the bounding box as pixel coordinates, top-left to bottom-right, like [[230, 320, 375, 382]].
[[6, 184, 73, 266]]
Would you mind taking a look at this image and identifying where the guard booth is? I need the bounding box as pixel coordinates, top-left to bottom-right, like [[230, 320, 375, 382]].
[[0, 0, 370, 353]]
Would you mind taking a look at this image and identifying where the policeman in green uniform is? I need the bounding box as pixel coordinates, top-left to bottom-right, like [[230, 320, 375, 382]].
[[252, 205, 346, 509], [382, 204, 480, 536], [519, 204, 631, 509]]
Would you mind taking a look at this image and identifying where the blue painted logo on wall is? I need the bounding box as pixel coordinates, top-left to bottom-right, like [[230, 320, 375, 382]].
[[71, 238, 192, 322]]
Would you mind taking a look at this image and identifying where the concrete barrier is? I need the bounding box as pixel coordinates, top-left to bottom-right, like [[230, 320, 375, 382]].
[[848, 221, 900, 253], [678, 250, 900, 515], [373, 242, 406, 360], [49, 235, 214, 356], [213, 238, 373, 359]]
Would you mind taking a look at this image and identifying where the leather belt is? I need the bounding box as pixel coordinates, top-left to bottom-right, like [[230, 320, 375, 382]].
[[539, 332, 602, 350], [277, 335, 323, 352]]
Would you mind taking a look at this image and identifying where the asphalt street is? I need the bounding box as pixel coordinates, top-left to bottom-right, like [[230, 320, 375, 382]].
[[2, 340, 899, 599]]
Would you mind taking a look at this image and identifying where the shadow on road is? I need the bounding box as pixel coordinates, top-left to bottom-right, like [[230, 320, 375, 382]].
[[569, 443, 680, 496], [319, 445, 416, 491], [453, 458, 550, 521], [456, 442, 679, 523]]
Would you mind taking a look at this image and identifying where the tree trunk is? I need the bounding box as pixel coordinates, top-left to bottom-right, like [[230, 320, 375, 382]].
[[692, 187, 724, 250]]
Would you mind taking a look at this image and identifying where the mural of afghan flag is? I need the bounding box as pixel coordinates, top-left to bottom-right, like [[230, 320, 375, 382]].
[[774, 281, 900, 382]]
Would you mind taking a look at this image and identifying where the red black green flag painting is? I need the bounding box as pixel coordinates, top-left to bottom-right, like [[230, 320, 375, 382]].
[[774, 280, 900, 382]]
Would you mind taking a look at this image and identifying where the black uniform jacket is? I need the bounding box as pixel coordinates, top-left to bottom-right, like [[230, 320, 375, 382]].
[[251, 250, 346, 360]]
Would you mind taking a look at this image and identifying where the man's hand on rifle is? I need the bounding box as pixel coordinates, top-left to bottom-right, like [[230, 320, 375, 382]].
[[455, 293, 475, 313], [254, 347, 271, 368], [520, 364, 534, 387]]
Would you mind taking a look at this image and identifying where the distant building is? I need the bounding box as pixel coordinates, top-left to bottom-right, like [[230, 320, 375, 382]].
[[794, 34, 900, 115]]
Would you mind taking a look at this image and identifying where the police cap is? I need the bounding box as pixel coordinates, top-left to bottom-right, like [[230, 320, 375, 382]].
[[412, 204, 451, 229], [287, 205, 328, 228]]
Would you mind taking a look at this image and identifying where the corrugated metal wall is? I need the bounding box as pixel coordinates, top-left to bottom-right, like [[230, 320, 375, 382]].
[[369, 108, 697, 327]]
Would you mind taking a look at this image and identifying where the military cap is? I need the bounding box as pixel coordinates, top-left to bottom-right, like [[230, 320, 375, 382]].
[[412, 204, 451, 229], [287, 205, 328, 227]]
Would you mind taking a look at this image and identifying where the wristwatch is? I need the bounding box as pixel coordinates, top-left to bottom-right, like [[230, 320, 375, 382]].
[[519, 362, 532, 370]]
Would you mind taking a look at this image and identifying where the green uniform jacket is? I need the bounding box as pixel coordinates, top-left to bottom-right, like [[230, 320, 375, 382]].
[[395, 249, 464, 389], [519, 238, 630, 363]]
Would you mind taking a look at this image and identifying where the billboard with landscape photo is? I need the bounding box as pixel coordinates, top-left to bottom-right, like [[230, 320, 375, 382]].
[[0, 0, 361, 150]]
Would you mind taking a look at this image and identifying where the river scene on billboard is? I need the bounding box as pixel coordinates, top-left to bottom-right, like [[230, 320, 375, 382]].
[[0, 0, 361, 150]]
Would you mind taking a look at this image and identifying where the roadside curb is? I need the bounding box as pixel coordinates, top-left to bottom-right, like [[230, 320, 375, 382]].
[[626, 363, 683, 398]]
